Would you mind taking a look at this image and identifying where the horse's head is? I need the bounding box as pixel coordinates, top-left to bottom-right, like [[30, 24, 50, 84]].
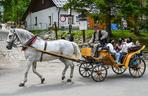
[[6, 28, 35, 50], [6, 29, 19, 50]]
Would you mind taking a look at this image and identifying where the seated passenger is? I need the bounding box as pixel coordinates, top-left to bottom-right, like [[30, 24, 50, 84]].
[[118, 37, 135, 63], [120, 37, 134, 54], [106, 39, 120, 64], [115, 37, 124, 52]]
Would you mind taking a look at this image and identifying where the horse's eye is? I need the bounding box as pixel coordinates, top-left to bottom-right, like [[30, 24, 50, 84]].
[[9, 35, 12, 38]]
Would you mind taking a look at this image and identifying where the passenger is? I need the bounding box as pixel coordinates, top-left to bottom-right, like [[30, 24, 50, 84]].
[[106, 39, 120, 64], [89, 23, 108, 57], [120, 37, 134, 54], [115, 37, 124, 52], [135, 40, 141, 46], [118, 37, 135, 63]]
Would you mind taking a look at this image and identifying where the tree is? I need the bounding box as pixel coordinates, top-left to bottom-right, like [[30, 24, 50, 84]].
[[118, 0, 147, 34], [93, 0, 118, 36], [141, 0, 148, 30], [64, 0, 118, 37], [2, 0, 30, 23]]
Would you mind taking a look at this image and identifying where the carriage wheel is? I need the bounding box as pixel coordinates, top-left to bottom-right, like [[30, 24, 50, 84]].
[[79, 63, 93, 78], [129, 58, 146, 78], [91, 65, 107, 82], [112, 65, 126, 74]]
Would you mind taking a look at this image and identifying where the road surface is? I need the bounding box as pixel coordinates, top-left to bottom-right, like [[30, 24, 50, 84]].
[[0, 31, 148, 96], [0, 57, 148, 96]]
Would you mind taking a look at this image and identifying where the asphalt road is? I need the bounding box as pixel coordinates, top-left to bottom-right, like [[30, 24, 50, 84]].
[[0, 58, 148, 96]]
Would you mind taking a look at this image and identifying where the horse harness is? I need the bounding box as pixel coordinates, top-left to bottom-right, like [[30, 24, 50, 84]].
[[40, 41, 47, 61], [21, 35, 47, 61], [22, 36, 37, 51]]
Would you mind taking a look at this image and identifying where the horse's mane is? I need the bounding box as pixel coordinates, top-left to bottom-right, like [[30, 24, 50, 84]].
[[14, 28, 34, 43]]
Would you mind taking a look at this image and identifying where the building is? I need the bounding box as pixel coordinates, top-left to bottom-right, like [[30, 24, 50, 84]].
[[22, 0, 80, 30]]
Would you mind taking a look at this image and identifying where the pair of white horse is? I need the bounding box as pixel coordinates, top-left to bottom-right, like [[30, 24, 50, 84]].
[[6, 28, 81, 87]]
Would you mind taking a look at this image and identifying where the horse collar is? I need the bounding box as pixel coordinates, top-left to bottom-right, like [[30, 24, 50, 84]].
[[22, 36, 37, 51]]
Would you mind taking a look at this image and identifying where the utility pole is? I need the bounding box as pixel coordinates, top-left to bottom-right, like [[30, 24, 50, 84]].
[[68, 8, 72, 35]]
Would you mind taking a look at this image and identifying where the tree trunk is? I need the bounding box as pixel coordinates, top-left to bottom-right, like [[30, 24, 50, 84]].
[[133, 17, 140, 35], [134, 26, 140, 35], [106, 12, 112, 37]]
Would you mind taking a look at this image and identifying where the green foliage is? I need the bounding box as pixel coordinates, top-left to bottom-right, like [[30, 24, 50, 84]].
[[64, 0, 148, 36], [112, 30, 148, 49], [28, 28, 148, 50], [2, 0, 30, 22]]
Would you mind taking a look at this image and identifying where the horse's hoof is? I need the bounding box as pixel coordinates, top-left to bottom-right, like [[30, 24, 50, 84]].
[[41, 78, 45, 84], [19, 83, 25, 87], [62, 76, 65, 80], [67, 79, 72, 82]]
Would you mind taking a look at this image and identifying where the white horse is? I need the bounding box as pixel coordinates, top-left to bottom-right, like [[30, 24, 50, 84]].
[[6, 28, 81, 87]]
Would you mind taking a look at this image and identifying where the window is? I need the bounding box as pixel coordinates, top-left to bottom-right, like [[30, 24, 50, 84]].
[[76, 16, 79, 22], [48, 16, 51, 26], [35, 17, 37, 26]]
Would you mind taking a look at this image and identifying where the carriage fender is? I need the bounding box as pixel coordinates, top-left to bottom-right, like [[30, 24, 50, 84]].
[[123, 45, 145, 68]]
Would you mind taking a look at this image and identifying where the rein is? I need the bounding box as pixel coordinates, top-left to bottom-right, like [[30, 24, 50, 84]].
[[22, 36, 37, 51]]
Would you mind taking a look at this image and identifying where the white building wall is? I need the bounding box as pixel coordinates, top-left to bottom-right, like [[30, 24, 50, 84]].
[[59, 9, 80, 28], [25, 7, 80, 30]]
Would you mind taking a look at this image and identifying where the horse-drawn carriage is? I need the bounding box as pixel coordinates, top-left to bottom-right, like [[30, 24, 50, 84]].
[[79, 45, 146, 82], [5, 28, 146, 87]]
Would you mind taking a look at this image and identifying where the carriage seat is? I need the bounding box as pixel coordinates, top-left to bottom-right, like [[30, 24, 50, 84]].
[[128, 46, 141, 53]]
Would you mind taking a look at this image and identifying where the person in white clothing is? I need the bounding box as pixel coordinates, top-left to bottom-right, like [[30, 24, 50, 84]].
[[118, 37, 135, 63], [106, 39, 120, 64], [120, 37, 134, 53]]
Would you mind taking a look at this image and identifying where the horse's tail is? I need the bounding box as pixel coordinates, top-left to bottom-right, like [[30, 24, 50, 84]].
[[72, 42, 82, 59]]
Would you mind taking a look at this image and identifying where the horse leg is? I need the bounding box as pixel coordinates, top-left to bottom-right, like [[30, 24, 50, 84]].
[[19, 61, 32, 87], [67, 61, 74, 82], [32, 62, 45, 84], [60, 58, 69, 80]]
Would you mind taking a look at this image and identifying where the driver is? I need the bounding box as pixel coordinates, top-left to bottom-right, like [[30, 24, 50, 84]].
[[89, 23, 108, 57]]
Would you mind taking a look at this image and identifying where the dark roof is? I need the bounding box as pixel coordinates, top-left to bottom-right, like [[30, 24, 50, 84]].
[[52, 0, 68, 7], [22, 0, 56, 21], [22, 0, 69, 21]]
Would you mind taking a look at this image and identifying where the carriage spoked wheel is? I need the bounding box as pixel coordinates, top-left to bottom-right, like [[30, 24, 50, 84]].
[[129, 58, 146, 78], [112, 65, 126, 74], [91, 65, 107, 82], [79, 63, 93, 78]]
